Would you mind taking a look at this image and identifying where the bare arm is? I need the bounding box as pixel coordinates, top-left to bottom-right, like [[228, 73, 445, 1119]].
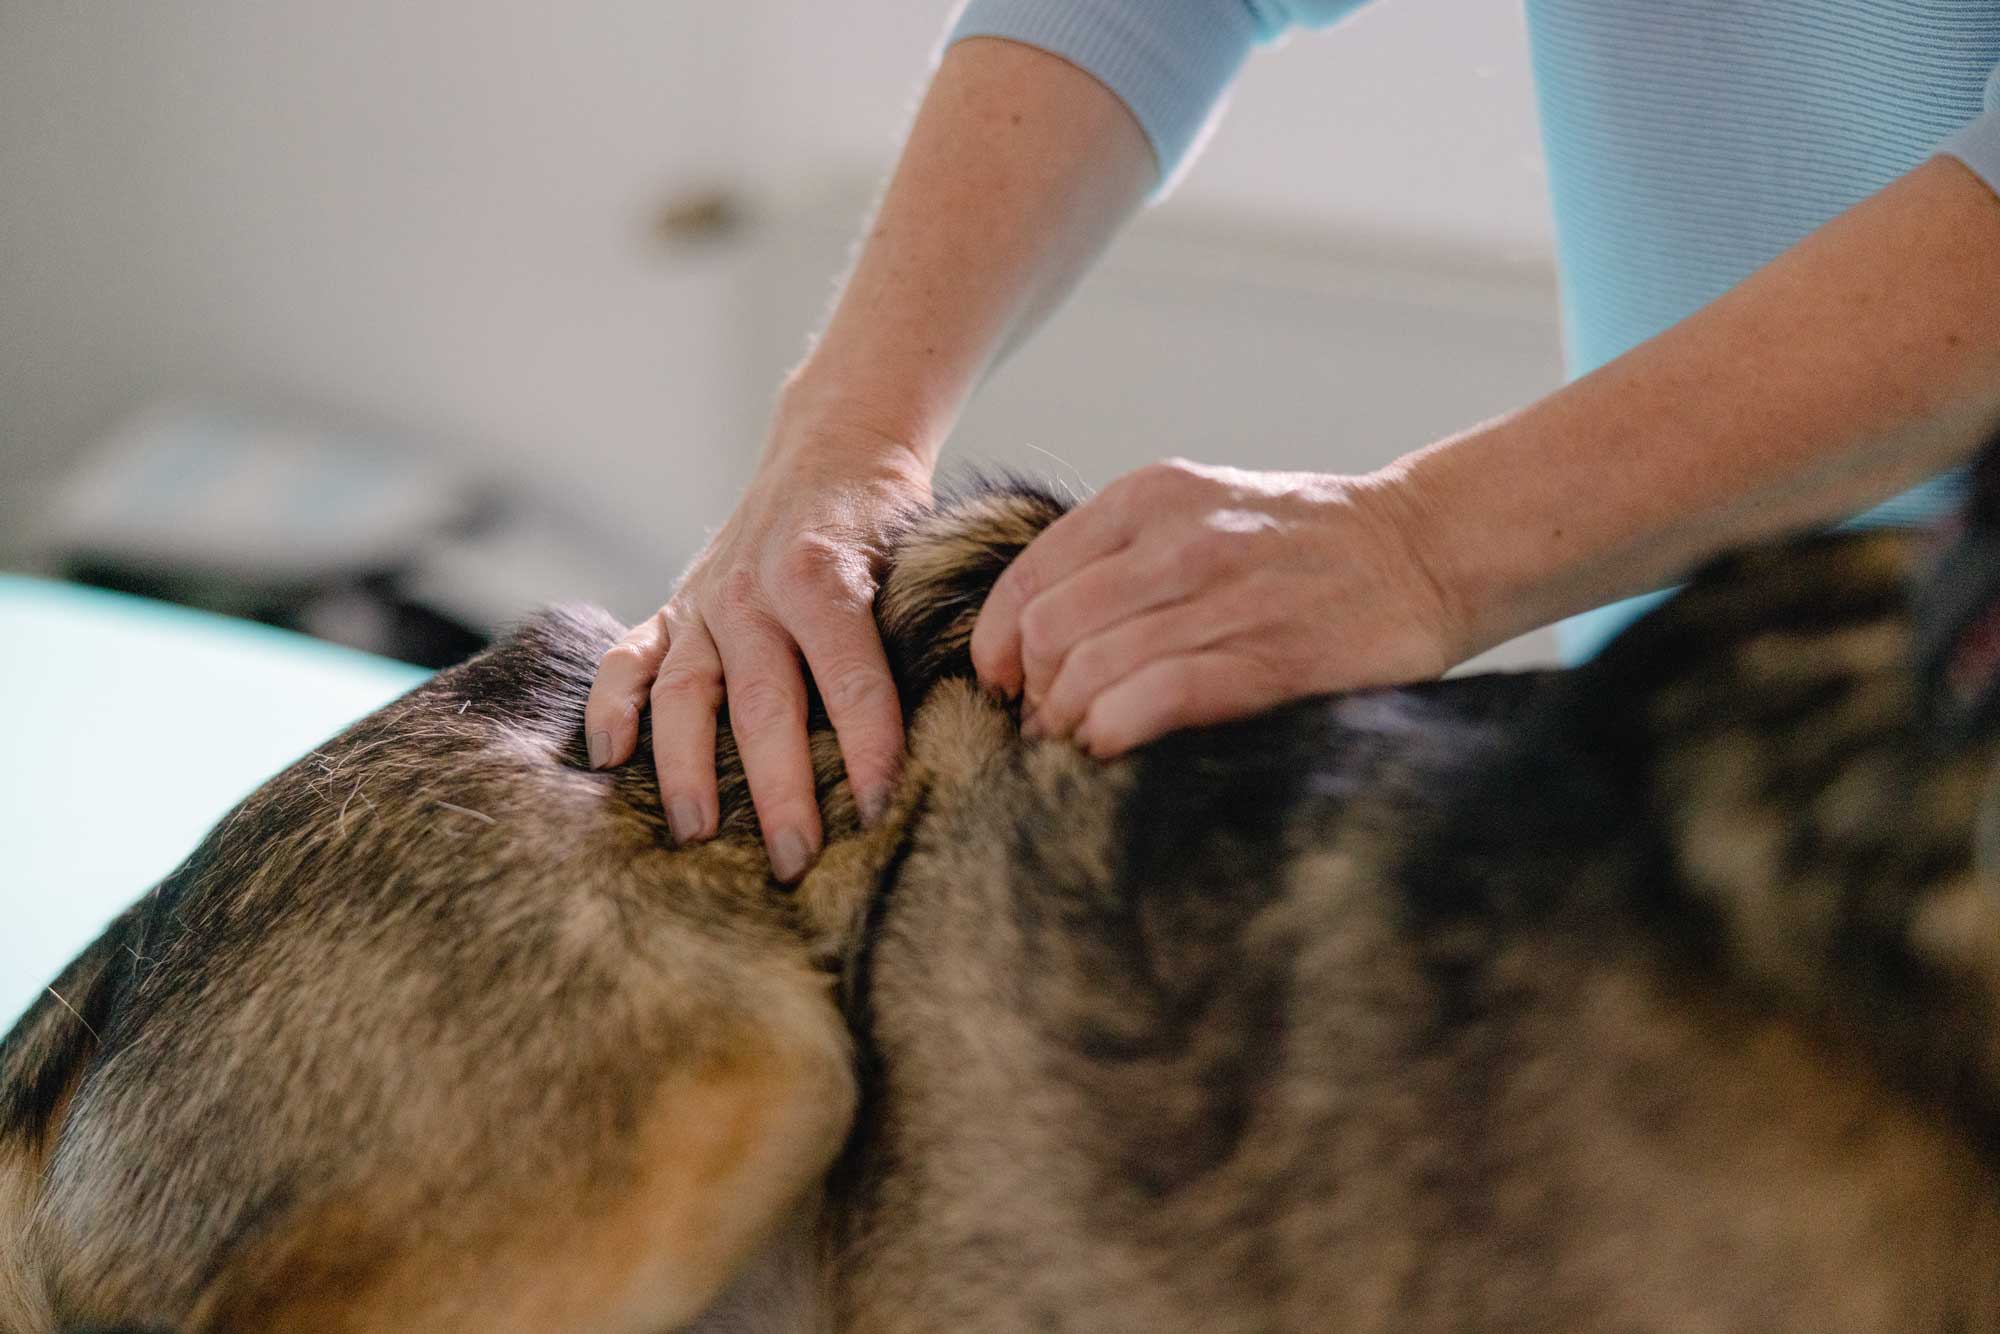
[[788, 37, 1156, 464], [1402, 154, 2000, 655], [585, 37, 1153, 879], [971, 155, 2000, 754]]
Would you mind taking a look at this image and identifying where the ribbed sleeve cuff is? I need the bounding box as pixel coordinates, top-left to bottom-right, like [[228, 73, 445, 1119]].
[[1940, 102, 2000, 200], [946, 0, 1268, 193]]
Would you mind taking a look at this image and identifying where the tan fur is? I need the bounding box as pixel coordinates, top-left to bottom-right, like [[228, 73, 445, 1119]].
[[0, 1142, 54, 1334], [1478, 945, 2000, 1332], [10, 492, 2000, 1332], [184, 1016, 852, 1334]]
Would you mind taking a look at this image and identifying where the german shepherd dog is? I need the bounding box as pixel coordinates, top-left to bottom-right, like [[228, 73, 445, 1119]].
[[9, 449, 2000, 1332]]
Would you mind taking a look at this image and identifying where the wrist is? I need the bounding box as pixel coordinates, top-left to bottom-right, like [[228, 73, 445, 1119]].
[[768, 370, 945, 481], [1382, 413, 1611, 662], [1356, 447, 1497, 669]]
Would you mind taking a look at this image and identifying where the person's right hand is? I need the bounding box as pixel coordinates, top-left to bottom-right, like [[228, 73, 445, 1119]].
[[579, 18, 1155, 882], [584, 419, 932, 882]]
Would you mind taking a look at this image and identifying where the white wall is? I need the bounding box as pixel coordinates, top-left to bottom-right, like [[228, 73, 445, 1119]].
[[735, 0, 1553, 254], [0, 0, 1560, 636], [736, 0, 1564, 665], [1, 0, 767, 577]]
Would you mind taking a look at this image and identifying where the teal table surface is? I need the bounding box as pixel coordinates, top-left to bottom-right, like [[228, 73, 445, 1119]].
[[0, 574, 428, 1028]]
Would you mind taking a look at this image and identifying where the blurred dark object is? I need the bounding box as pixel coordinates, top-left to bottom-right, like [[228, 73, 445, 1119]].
[[40, 403, 637, 670], [61, 559, 488, 670], [651, 185, 749, 247], [1915, 436, 2000, 747]]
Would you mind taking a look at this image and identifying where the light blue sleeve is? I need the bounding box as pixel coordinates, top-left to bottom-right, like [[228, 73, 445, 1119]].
[[1939, 67, 2000, 197], [945, 0, 1371, 191]]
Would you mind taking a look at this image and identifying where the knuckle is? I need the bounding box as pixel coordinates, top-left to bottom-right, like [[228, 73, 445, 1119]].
[[1018, 599, 1059, 659], [1038, 673, 1085, 726], [661, 601, 703, 636], [1115, 463, 1188, 515], [1187, 527, 1240, 572], [650, 661, 719, 707], [828, 577, 879, 618], [596, 640, 653, 677], [775, 534, 851, 589], [1101, 470, 1150, 511], [1153, 458, 1221, 506], [1000, 550, 1040, 602], [1027, 650, 1074, 706], [1066, 636, 1116, 690], [775, 543, 877, 623], [815, 657, 896, 717], [1082, 471, 1125, 508], [714, 567, 766, 621], [1166, 537, 1211, 584], [728, 677, 803, 733]]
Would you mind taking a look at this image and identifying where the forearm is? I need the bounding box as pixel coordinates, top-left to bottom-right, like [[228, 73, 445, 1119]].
[[778, 36, 1155, 468], [1397, 154, 2000, 658]]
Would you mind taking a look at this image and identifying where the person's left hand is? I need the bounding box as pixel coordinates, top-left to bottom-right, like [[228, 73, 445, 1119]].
[[969, 458, 1465, 756]]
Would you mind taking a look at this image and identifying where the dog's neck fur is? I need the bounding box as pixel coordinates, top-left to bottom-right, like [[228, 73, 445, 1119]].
[[676, 483, 1069, 956]]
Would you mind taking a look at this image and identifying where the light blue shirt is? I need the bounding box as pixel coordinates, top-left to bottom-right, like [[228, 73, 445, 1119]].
[[948, 0, 2000, 659]]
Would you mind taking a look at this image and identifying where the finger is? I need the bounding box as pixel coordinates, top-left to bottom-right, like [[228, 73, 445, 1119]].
[[711, 616, 823, 882], [1075, 651, 1276, 758], [585, 611, 669, 768], [786, 596, 905, 827], [1017, 544, 1185, 713], [971, 494, 1134, 699], [1032, 594, 1249, 740], [649, 617, 725, 844]]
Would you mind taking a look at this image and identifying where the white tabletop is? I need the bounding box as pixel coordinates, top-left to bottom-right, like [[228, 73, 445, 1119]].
[[0, 575, 426, 1026]]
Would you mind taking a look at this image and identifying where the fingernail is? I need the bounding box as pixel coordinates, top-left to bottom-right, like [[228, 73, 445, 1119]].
[[587, 730, 612, 768], [858, 784, 891, 828], [770, 829, 814, 883], [668, 797, 703, 845]]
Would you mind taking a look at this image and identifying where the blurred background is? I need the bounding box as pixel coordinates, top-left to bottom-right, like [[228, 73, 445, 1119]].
[[1, 0, 1562, 668]]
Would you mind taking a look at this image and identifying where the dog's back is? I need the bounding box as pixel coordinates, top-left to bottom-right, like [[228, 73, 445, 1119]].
[[835, 530, 2000, 1332], [0, 605, 874, 1331], [10, 483, 2000, 1332], [0, 483, 1072, 1333]]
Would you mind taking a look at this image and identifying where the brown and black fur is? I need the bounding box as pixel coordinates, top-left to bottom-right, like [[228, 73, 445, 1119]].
[[8, 474, 2000, 1332]]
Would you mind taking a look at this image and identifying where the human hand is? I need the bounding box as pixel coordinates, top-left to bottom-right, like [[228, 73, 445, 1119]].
[[970, 459, 1463, 757], [584, 420, 931, 881]]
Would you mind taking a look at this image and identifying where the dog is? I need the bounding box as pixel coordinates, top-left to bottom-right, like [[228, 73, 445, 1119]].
[[7, 457, 2000, 1332]]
